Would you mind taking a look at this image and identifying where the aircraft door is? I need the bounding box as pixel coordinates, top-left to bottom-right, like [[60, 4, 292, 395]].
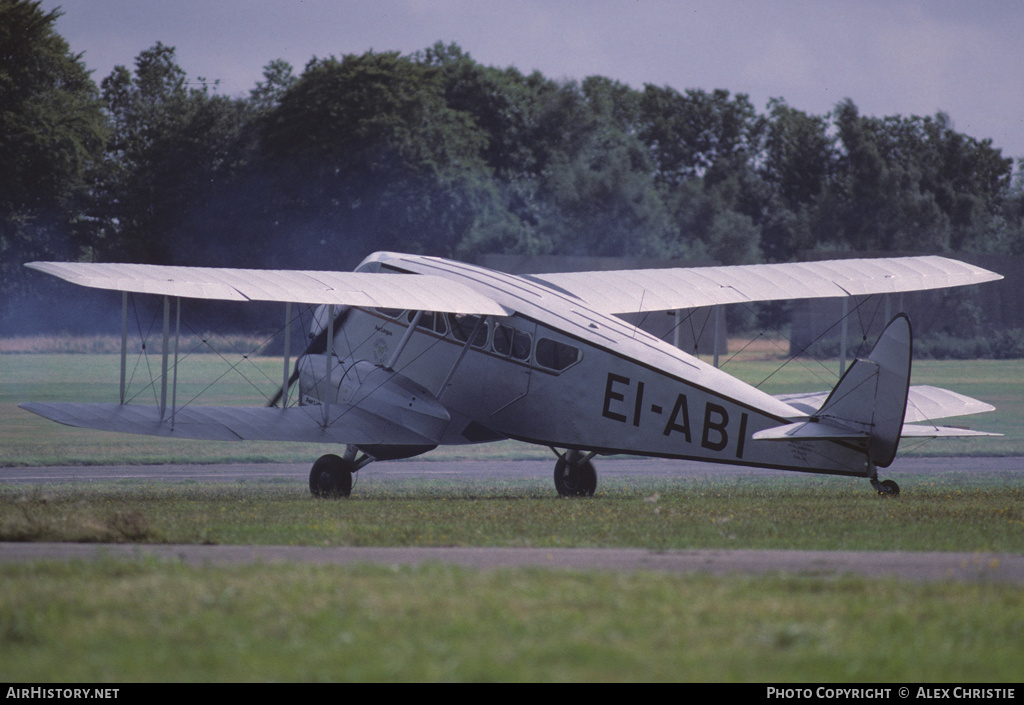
[[485, 318, 535, 418]]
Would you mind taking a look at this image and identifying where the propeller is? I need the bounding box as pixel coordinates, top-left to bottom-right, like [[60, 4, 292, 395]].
[[268, 306, 352, 407]]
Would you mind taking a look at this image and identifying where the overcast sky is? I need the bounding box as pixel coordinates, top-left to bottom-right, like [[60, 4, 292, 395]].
[[43, 0, 1024, 161]]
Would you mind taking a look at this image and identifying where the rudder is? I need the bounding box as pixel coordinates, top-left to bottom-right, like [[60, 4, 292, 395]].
[[815, 314, 912, 468]]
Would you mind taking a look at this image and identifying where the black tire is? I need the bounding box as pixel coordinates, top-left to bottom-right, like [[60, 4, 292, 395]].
[[553, 451, 597, 497], [878, 479, 900, 497], [309, 454, 353, 498]]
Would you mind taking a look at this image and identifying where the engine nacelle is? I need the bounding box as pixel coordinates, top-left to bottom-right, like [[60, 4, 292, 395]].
[[296, 355, 450, 455]]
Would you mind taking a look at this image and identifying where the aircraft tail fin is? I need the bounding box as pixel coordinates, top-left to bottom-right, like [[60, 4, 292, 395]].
[[818, 313, 911, 467], [754, 314, 912, 468]]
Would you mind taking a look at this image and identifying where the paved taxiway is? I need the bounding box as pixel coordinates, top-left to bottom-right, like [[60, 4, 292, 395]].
[[3, 455, 1020, 484], [3, 457, 1022, 582]]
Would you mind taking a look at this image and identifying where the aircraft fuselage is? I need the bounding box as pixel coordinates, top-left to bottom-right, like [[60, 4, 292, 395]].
[[311, 253, 872, 478]]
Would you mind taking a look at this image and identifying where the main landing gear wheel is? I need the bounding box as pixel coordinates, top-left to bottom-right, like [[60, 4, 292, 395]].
[[554, 450, 597, 497], [309, 453, 353, 498]]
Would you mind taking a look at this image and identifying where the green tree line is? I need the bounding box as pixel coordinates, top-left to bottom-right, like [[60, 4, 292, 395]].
[[3, 1, 1023, 332]]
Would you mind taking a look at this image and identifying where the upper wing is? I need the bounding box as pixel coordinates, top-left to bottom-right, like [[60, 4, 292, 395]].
[[527, 256, 1002, 314], [25, 262, 507, 315], [28, 255, 1001, 316]]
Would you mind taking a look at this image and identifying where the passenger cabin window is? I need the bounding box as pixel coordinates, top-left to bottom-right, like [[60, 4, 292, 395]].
[[450, 314, 488, 347], [535, 338, 580, 371], [492, 323, 532, 361]]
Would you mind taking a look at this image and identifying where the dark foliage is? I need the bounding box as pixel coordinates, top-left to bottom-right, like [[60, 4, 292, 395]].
[[2, 7, 1021, 343]]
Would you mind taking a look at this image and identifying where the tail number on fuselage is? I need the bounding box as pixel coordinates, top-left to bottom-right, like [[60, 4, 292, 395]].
[[601, 372, 748, 458]]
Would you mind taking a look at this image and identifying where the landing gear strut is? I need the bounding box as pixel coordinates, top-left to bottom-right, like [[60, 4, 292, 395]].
[[867, 459, 900, 496], [553, 449, 597, 497], [871, 478, 901, 496]]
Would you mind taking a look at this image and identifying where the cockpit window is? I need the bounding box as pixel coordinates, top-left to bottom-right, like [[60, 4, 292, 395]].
[[450, 314, 488, 347], [407, 311, 447, 335]]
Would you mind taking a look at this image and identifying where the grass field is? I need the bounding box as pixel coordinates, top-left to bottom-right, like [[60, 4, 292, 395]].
[[2, 475, 1023, 682], [2, 561, 1022, 682], [2, 348, 1022, 682], [2, 349, 1022, 465], [3, 473, 1023, 550]]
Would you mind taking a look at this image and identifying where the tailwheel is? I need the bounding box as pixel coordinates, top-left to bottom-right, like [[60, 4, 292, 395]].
[[871, 478, 901, 497], [553, 449, 597, 497], [878, 479, 900, 496], [309, 453, 354, 498]]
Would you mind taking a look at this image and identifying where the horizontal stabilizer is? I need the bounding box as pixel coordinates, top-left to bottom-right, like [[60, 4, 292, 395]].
[[752, 420, 867, 442], [753, 420, 1000, 442], [19, 402, 443, 446], [899, 424, 1001, 438], [777, 385, 995, 423]]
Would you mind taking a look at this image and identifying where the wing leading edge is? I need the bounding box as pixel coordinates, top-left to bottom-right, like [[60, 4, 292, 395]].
[[25, 262, 507, 315], [528, 255, 1002, 314], [19, 402, 444, 446]]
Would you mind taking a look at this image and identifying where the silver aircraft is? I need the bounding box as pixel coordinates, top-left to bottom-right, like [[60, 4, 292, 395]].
[[21, 252, 1003, 497]]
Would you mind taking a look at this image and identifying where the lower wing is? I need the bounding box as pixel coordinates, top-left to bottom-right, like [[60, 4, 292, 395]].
[[19, 402, 444, 446]]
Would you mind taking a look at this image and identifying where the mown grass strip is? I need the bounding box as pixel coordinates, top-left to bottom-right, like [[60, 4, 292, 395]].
[[2, 560, 1022, 682], [3, 477, 1022, 552]]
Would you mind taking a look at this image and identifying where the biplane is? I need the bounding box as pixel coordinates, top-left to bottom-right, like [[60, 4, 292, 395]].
[[21, 252, 1003, 497]]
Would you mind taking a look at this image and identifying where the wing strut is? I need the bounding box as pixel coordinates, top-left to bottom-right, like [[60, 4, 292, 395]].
[[120, 292, 128, 404], [324, 304, 334, 426], [160, 295, 170, 419], [171, 295, 182, 429], [386, 310, 423, 371], [156, 295, 184, 428], [840, 298, 848, 375], [712, 305, 722, 367], [436, 315, 485, 401], [281, 301, 292, 408], [117, 292, 182, 420]]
